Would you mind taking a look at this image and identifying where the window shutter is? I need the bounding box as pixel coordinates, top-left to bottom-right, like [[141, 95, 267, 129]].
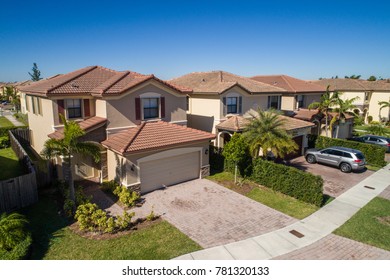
[[238, 96, 242, 114], [135, 98, 141, 120], [160, 97, 165, 118], [84, 99, 90, 117], [223, 97, 226, 115], [58, 99, 65, 123]]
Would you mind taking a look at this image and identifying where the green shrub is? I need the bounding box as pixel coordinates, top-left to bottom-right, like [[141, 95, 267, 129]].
[[63, 199, 75, 217], [146, 207, 157, 221], [113, 186, 140, 207], [209, 145, 225, 172], [315, 136, 387, 167], [0, 234, 32, 260], [101, 180, 119, 192], [367, 116, 373, 123], [0, 136, 10, 148], [75, 203, 135, 233], [251, 158, 323, 206], [75, 185, 91, 205]]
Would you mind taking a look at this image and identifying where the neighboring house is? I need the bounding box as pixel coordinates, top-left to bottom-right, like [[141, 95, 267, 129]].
[[216, 112, 315, 158], [293, 108, 354, 139], [250, 75, 326, 112], [169, 71, 286, 144], [169, 71, 315, 156], [1, 80, 31, 112], [312, 79, 390, 122], [18, 66, 214, 194]]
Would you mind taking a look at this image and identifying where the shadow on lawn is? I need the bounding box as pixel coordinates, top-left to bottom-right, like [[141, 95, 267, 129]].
[[20, 192, 70, 260]]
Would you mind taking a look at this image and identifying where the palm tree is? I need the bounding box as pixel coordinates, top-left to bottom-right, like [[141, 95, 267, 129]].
[[3, 86, 20, 113], [330, 95, 360, 138], [0, 212, 28, 251], [41, 115, 101, 207], [243, 109, 298, 159], [308, 86, 338, 137], [378, 100, 390, 122]]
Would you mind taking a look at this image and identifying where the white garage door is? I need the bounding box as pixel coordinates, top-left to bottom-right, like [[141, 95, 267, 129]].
[[140, 151, 200, 194]]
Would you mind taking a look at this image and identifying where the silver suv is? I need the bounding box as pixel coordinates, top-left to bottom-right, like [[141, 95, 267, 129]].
[[305, 146, 366, 173]]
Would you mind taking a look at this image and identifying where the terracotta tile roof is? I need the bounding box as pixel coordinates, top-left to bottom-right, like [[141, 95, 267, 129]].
[[250, 75, 326, 93], [18, 66, 191, 97], [169, 71, 286, 94], [312, 79, 390, 92], [293, 108, 354, 122], [48, 116, 107, 140], [102, 121, 215, 155], [216, 114, 315, 133]]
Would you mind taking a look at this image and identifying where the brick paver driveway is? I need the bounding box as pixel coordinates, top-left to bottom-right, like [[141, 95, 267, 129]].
[[288, 156, 374, 197], [132, 179, 296, 248]]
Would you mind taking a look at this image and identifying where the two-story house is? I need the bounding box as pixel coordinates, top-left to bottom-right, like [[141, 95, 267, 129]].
[[312, 78, 390, 123], [18, 66, 214, 194], [250, 75, 326, 112], [170, 71, 315, 156]]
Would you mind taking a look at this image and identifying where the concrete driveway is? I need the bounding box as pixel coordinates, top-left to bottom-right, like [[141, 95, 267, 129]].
[[288, 156, 374, 197], [133, 179, 296, 248]]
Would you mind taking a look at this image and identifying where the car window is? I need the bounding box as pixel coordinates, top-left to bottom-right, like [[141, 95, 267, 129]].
[[342, 152, 352, 158], [354, 153, 365, 160], [329, 150, 343, 156], [368, 137, 379, 142], [321, 149, 331, 154]]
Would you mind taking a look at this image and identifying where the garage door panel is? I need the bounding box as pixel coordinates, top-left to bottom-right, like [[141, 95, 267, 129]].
[[140, 151, 200, 193]]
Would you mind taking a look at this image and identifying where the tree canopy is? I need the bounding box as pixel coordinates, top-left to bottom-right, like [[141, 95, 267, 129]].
[[28, 63, 42, 81]]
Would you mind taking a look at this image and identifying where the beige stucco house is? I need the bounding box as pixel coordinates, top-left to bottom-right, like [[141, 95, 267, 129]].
[[250, 75, 326, 112], [18, 66, 214, 194], [312, 78, 390, 122], [169, 71, 315, 156]]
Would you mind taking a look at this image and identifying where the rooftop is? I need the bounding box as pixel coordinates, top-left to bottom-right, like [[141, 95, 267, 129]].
[[251, 75, 326, 93], [169, 71, 286, 94], [311, 78, 390, 91], [102, 121, 215, 155], [18, 66, 191, 97]]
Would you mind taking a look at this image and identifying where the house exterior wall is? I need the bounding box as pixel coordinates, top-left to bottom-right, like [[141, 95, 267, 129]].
[[281, 93, 322, 111], [369, 92, 390, 122], [106, 141, 210, 186], [105, 83, 187, 130], [26, 96, 55, 154], [303, 93, 322, 108], [281, 95, 295, 111], [95, 99, 107, 118]]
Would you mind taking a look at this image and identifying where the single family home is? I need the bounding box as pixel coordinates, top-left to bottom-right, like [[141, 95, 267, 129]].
[[18, 66, 215, 194]]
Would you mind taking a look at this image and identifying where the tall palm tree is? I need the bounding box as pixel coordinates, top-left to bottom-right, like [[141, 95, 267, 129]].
[[330, 95, 360, 138], [308, 86, 338, 137], [41, 115, 101, 206], [0, 212, 28, 251], [243, 109, 298, 159], [378, 100, 390, 122]]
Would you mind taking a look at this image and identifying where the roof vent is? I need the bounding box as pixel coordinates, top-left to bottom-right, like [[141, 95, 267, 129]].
[[71, 83, 79, 88], [201, 78, 206, 82]]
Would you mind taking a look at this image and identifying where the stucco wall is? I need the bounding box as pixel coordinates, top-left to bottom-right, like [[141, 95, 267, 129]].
[[26, 96, 55, 154], [105, 83, 186, 129], [188, 94, 220, 133], [281, 95, 295, 111], [369, 92, 390, 122], [95, 99, 107, 118]]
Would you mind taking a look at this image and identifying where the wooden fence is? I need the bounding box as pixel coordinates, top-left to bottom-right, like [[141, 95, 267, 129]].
[[0, 131, 38, 212]]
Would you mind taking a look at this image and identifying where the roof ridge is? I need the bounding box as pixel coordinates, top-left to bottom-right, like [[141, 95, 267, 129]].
[[121, 122, 147, 153], [47, 66, 98, 93], [98, 71, 130, 94], [281, 75, 296, 93]]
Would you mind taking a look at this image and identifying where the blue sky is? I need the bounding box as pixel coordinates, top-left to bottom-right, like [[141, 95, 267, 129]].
[[1, 0, 389, 82]]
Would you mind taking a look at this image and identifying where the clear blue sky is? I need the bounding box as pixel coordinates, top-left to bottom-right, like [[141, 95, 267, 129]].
[[1, 0, 389, 82]]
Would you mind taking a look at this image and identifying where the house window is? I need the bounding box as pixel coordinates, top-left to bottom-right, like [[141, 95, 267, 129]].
[[66, 99, 82, 118], [186, 96, 189, 111], [268, 96, 280, 109], [31, 96, 36, 114], [364, 92, 370, 101], [143, 98, 159, 119], [297, 95, 305, 108], [227, 97, 238, 114]]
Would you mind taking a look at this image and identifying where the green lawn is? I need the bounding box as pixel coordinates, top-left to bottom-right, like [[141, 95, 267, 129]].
[[334, 197, 390, 251], [207, 171, 319, 219], [0, 116, 14, 127], [22, 196, 201, 260], [0, 147, 27, 180]]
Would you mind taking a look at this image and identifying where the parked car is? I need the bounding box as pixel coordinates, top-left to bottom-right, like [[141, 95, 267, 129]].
[[305, 146, 366, 173], [348, 135, 390, 152]]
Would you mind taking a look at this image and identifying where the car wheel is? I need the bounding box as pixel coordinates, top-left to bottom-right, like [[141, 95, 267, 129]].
[[306, 154, 316, 164], [340, 162, 352, 173]]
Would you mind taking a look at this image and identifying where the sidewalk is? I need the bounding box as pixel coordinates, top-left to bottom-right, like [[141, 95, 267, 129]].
[[3, 113, 25, 127], [174, 164, 390, 260]]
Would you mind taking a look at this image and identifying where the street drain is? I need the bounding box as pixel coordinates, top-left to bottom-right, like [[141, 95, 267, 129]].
[[364, 185, 375, 190], [289, 230, 304, 238]]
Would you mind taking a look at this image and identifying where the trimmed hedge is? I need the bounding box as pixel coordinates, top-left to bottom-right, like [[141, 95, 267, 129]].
[[251, 158, 324, 206], [315, 136, 387, 167], [0, 234, 32, 260]]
